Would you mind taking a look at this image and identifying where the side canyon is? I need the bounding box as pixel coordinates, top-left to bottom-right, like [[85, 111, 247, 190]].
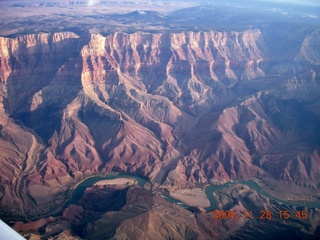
[[0, 26, 320, 238]]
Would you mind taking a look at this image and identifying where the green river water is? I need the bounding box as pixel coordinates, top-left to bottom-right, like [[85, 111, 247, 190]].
[[67, 175, 320, 211], [67, 174, 147, 206]]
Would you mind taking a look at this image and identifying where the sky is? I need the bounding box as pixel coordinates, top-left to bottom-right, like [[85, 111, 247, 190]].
[[85, 0, 320, 7], [256, 0, 320, 6], [7, 0, 320, 8]]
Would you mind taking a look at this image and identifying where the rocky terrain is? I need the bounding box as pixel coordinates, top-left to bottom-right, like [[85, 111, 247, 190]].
[[0, 25, 319, 213], [0, 2, 320, 238], [14, 184, 320, 239]]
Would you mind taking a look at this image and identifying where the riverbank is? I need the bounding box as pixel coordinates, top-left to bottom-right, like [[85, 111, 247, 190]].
[[93, 178, 137, 186], [170, 188, 210, 208], [23, 175, 320, 224], [71, 176, 320, 211]]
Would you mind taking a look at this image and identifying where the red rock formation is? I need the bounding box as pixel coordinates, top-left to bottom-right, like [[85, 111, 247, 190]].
[[0, 29, 319, 219]]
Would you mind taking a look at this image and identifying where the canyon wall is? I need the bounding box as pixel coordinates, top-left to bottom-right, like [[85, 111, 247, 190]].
[[0, 29, 319, 218]]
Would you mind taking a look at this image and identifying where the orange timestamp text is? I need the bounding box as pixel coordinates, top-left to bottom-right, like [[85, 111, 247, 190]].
[[212, 209, 308, 220]]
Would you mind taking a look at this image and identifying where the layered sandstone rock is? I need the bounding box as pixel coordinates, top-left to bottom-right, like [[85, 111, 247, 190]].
[[0, 29, 319, 219]]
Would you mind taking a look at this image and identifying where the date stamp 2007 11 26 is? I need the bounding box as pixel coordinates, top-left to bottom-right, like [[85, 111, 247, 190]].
[[212, 209, 308, 220]]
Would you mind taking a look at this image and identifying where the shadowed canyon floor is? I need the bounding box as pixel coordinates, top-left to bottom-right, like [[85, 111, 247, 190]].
[[0, 1, 320, 239]]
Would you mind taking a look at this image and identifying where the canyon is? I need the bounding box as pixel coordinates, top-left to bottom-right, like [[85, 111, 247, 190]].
[[0, 3, 320, 238]]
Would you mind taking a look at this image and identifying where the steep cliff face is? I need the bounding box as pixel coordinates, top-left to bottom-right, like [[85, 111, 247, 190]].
[[0, 29, 319, 218], [0, 32, 86, 217], [297, 30, 320, 65]]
